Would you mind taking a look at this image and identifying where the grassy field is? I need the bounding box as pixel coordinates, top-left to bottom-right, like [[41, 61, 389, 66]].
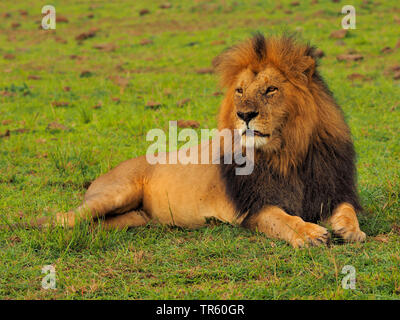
[[0, 0, 399, 300]]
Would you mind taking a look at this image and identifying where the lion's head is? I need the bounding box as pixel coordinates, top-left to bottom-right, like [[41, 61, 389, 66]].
[[214, 33, 351, 175]]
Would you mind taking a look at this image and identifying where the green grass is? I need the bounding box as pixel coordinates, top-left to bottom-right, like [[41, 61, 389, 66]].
[[0, 0, 399, 299]]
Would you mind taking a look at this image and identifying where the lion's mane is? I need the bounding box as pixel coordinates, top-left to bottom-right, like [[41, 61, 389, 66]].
[[215, 34, 362, 223]]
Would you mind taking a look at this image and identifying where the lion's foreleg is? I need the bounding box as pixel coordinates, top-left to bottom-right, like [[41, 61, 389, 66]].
[[243, 206, 330, 248], [328, 203, 366, 242]]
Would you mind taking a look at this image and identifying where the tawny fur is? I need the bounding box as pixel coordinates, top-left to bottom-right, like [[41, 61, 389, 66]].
[[20, 34, 366, 248]]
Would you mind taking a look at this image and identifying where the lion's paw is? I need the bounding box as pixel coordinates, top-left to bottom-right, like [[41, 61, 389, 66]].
[[291, 222, 330, 248], [333, 226, 366, 242], [330, 213, 366, 243]]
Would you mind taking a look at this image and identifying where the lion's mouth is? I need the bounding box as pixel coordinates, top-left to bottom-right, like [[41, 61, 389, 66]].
[[242, 130, 270, 138]]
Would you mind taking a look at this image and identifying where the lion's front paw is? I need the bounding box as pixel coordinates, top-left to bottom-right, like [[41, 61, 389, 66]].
[[329, 204, 366, 243], [330, 214, 366, 242], [291, 222, 330, 248], [333, 227, 366, 242]]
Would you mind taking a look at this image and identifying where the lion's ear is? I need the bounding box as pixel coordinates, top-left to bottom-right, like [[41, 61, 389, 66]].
[[212, 51, 231, 88], [212, 47, 242, 88], [299, 55, 315, 82], [212, 53, 224, 71]]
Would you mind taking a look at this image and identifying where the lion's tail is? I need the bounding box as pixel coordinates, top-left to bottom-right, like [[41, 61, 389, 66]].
[[0, 216, 51, 231]]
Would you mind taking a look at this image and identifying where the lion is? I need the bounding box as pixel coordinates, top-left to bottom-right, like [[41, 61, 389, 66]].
[[30, 34, 366, 248]]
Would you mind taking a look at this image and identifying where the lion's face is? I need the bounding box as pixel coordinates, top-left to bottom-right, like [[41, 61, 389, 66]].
[[215, 34, 351, 173], [233, 65, 295, 152]]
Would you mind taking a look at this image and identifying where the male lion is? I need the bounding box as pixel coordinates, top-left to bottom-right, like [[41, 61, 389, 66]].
[[34, 34, 366, 248]]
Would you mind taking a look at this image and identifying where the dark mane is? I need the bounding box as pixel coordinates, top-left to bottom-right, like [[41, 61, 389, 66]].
[[252, 31, 266, 61], [220, 137, 362, 224]]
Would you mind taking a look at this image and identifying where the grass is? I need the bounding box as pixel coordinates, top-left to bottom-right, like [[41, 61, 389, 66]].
[[0, 0, 399, 299]]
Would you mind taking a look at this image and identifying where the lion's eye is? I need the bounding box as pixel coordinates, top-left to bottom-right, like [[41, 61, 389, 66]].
[[265, 86, 278, 95], [235, 87, 243, 95]]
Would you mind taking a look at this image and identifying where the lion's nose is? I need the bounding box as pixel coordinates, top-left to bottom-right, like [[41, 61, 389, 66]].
[[237, 111, 259, 124]]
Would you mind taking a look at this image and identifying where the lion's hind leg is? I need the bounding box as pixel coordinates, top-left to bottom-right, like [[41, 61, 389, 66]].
[[97, 210, 150, 230], [328, 203, 366, 242], [40, 158, 148, 229], [52, 181, 144, 228]]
